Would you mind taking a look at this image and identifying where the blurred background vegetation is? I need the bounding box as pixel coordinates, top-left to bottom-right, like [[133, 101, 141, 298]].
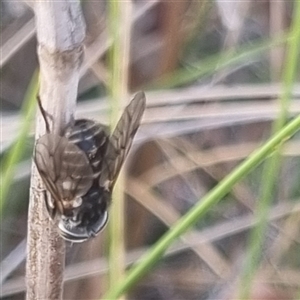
[[1, 0, 300, 299]]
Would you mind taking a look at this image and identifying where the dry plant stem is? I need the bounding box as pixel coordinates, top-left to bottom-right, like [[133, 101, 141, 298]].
[[26, 2, 85, 300]]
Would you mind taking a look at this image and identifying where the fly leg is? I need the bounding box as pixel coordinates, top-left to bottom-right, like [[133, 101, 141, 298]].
[[37, 95, 53, 133]]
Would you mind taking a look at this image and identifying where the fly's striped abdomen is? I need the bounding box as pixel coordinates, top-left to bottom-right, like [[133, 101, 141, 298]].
[[65, 119, 109, 178]]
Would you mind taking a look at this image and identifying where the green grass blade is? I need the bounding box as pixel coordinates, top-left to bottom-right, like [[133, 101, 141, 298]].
[[102, 112, 300, 300], [239, 1, 300, 297], [0, 70, 39, 214], [106, 0, 131, 293]]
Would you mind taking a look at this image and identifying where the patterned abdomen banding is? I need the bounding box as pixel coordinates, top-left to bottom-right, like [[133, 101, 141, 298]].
[[65, 119, 109, 178]]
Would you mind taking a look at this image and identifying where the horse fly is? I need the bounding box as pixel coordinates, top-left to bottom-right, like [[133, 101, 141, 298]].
[[34, 92, 146, 242]]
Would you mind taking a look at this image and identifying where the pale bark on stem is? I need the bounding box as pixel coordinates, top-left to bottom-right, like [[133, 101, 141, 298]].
[[26, 1, 85, 300]]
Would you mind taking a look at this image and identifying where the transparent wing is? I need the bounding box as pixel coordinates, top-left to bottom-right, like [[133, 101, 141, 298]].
[[34, 133, 94, 215], [99, 91, 146, 191]]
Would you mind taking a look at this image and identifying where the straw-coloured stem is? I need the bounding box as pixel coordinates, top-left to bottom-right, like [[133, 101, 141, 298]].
[[26, 2, 86, 299]]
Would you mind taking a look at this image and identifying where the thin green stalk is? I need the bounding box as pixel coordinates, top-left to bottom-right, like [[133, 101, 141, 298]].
[[102, 113, 300, 300], [108, 0, 122, 121], [107, 0, 131, 293], [0, 70, 39, 214], [239, 1, 300, 297], [107, 0, 124, 290]]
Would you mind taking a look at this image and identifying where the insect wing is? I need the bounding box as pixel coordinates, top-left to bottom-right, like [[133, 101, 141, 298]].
[[34, 133, 94, 216], [99, 92, 146, 190]]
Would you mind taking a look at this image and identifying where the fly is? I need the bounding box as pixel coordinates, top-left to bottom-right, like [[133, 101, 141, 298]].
[[34, 92, 146, 242]]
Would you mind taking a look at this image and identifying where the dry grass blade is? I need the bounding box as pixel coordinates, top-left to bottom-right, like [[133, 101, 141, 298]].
[[2, 83, 300, 150], [0, 18, 35, 67]]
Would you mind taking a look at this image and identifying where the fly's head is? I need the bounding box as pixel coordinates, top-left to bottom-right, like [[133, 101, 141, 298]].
[[58, 186, 111, 242]]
